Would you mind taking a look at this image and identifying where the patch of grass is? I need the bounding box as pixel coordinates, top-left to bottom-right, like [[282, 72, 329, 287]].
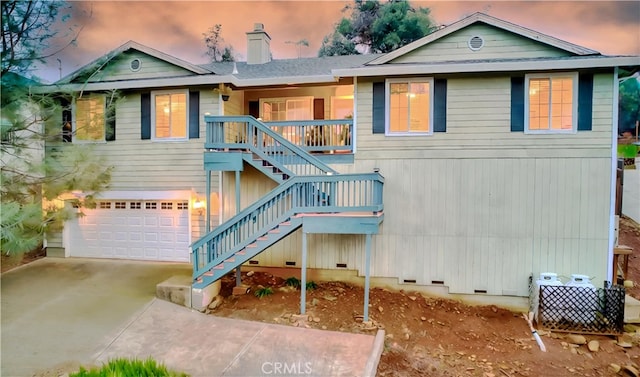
[[70, 357, 188, 377], [285, 276, 301, 288], [306, 281, 318, 290], [255, 286, 274, 298]]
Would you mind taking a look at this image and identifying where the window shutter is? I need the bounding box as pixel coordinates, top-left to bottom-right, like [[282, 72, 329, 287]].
[[141, 92, 151, 140], [372, 82, 385, 134], [61, 97, 72, 142], [189, 90, 200, 139], [577, 73, 593, 131], [249, 101, 260, 118], [433, 79, 447, 133], [314, 98, 325, 120], [105, 100, 116, 141], [510, 77, 525, 132]]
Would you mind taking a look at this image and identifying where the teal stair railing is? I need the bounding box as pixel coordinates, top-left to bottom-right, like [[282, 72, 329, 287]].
[[191, 173, 384, 288], [193, 115, 383, 289], [205, 115, 337, 177]]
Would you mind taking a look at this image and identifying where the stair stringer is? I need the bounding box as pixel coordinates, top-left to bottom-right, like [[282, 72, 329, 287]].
[[194, 216, 302, 289]]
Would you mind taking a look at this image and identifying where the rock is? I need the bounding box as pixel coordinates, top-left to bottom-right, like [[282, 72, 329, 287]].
[[609, 364, 621, 374], [246, 270, 254, 277], [623, 365, 640, 377], [421, 316, 427, 321], [625, 280, 635, 288], [232, 285, 251, 295], [625, 324, 640, 333], [323, 295, 337, 301], [322, 326, 327, 330], [207, 295, 224, 310], [566, 334, 587, 345], [378, 306, 384, 313], [587, 340, 599, 352], [386, 333, 394, 339], [291, 314, 309, 322], [313, 317, 320, 323], [570, 347, 578, 355], [310, 298, 319, 306], [618, 333, 634, 348], [409, 296, 417, 301]]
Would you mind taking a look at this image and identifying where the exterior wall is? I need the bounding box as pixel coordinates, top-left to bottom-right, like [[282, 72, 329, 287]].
[[344, 73, 614, 294], [391, 24, 571, 64], [86, 51, 196, 82], [47, 87, 222, 249]]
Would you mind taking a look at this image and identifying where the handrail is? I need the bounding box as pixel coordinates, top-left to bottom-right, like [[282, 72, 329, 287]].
[[191, 173, 384, 277], [205, 115, 337, 176], [264, 119, 352, 152]]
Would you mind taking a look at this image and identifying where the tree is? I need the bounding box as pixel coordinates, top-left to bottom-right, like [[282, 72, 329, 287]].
[[1, 1, 112, 255], [318, 0, 436, 56], [203, 24, 235, 62], [619, 69, 640, 136]]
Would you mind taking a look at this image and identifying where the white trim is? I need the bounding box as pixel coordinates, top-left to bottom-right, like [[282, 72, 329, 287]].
[[524, 72, 578, 134], [607, 68, 619, 283], [259, 96, 313, 121], [367, 12, 599, 65], [91, 190, 193, 200], [130, 58, 142, 72], [468, 35, 484, 51], [333, 56, 640, 78], [151, 89, 189, 141], [385, 77, 434, 136], [352, 77, 358, 154]]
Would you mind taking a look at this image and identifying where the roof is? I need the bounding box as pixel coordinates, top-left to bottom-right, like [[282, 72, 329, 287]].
[[201, 54, 382, 79], [334, 55, 639, 77], [367, 12, 600, 65], [56, 40, 211, 84]]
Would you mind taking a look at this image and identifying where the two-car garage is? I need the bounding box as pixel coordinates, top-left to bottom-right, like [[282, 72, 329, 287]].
[[65, 197, 192, 262]]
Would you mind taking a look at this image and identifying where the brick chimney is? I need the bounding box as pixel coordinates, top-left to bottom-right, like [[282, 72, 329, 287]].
[[246, 23, 271, 65]]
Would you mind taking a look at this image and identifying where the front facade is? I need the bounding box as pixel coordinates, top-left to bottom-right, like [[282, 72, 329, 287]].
[[46, 14, 638, 303]]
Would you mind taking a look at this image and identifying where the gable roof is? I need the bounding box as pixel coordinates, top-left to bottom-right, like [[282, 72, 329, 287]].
[[367, 12, 600, 65], [56, 40, 211, 84]]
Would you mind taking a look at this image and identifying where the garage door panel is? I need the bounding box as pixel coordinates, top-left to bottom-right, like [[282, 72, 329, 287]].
[[68, 199, 189, 262]]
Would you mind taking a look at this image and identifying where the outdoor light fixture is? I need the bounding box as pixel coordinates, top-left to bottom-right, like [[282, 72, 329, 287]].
[[193, 199, 206, 215]]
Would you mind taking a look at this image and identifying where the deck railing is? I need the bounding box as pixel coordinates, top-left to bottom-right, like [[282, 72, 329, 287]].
[[264, 120, 352, 153], [205, 115, 337, 176], [191, 173, 384, 278]]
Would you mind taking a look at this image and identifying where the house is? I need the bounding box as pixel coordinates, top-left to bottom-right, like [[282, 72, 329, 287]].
[[45, 13, 638, 309]]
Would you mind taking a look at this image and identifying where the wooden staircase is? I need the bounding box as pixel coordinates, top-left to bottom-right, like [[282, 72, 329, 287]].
[[191, 116, 383, 289]]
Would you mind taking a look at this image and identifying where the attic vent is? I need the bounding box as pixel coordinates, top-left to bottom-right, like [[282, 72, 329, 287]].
[[468, 36, 484, 51], [130, 58, 141, 72]]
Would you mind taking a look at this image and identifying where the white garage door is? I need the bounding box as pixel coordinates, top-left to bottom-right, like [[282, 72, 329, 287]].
[[67, 200, 190, 262]]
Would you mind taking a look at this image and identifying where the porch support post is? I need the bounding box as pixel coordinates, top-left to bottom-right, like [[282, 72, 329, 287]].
[[363, 233, 372, 322], [300, 231, 308, 315], [205, 170, 211, 233], [235, 170, 242, 287]]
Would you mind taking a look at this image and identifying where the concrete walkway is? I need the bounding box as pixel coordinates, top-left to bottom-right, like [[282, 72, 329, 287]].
[[1, 258, 381, 377]]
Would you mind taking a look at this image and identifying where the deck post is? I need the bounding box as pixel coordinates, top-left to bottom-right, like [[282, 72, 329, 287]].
[[363, 233, 372, 322], [205, 171, 211, 233], [301, 231, 308, 315], [235, 170, 241, 287]]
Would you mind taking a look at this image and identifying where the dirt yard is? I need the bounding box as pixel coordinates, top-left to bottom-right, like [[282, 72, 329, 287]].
[[207, 216, 640, 377]]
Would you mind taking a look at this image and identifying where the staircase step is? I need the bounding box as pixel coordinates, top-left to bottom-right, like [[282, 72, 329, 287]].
[[204, 271, 213, 276], [213, 264, 224, 270], [236, 250, 246, 255], [257, 236, 268, 241], [247, 243, 257, 248], [225, 257, 235, 263], [268, 229, 281, 234]]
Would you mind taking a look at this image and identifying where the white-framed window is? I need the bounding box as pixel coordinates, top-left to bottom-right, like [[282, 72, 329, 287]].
[[525, 72, 578, 133], [386, 78, 433, 135], [74, 94, 106, 142], [151, 90, 188, 140], [260, 96, 313, 121]]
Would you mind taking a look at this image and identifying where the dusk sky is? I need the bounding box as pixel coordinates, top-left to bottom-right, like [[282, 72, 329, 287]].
[[39, 1, 640, 82]]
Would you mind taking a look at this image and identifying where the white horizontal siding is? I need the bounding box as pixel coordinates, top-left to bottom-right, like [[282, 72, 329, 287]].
[[392, 24, 571, 64]]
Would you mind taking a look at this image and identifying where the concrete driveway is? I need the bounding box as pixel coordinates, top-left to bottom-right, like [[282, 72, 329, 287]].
[[1, 258, 382, 377]]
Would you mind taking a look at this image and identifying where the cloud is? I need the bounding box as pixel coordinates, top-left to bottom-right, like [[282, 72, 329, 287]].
[[40, 0, 639, 82]]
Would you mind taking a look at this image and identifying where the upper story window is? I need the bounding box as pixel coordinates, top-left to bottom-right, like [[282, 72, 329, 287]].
[[386, 78, 433, 136], [260, 97, 313, 121], [525, 73, 577, 133], [74, 94, 106, 142], [152, 90, 188, 140]]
